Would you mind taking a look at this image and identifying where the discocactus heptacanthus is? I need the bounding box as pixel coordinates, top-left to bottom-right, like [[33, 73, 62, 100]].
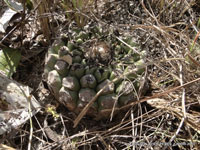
[[44, 26, 147, 119]]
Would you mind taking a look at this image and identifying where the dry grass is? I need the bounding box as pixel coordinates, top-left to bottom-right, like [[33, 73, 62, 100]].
[[31, 0, 51, 42]]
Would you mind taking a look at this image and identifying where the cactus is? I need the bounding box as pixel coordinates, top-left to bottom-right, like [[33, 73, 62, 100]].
[[59, 87, 78, 111], [96, 79, 115, 95], [47, 70, 62, 99], [54, 60, 69, 76], [62, 76, 80, 91], [80, 74, 97, 88], [45, 54, 58, 69], [98, 94, 118, 118], [94, 68, 110, 83], [109, 68, 123, 84], [98, 93, 118, 110], [118, 93, 136, 106], [76, 88, 98, 115], [58, 46, 70, 57], [116, 80, 134, 95], [44, 27, 147, 119], [69, 63, 85, 79]]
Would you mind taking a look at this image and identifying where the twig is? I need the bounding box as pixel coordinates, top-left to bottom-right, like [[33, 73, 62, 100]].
[[131, 109, 136, 150], [27, 86, 33, 150], [169, 63, 185, 144]]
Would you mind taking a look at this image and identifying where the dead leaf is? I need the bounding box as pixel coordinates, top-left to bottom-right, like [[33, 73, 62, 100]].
[[0, 74, 40, 135], [0, 8, 17, 33]]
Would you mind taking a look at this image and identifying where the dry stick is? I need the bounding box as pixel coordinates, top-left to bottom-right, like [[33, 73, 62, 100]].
[[141, 0, 158, 25], [157, 0, 175, 18], [27, 87, 33, 150], [131, 109, 136, 150], [169, 63, 185, 145], [166, 107, 200, 134], [32, 0, 51, 42]]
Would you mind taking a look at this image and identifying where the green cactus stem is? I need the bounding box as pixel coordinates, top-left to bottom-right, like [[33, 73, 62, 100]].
[[98, 94, 118, 118], [73, 56, 82, 63], [109, 69, 123, 84], [118, 93, 136, 106], [44, 27, 148, 120], [80, 74, 97, 88], [78, 88, 96, 103], [67, 41, 76, 51], [115, 44, 122, 52], [72, 50, 83, 56], [47, 70, 62, 99], [45, 54, 58, 69], [43, 66, 53, 79], [94, 68, 110, 83], [116, 80, 134, 95], [77, 38, 83, 45], [76, 88, 98, 115], [59, 87, 78, 111], [75, 31, 89, 40], [124, 65, 138, 80], [62, 76, 80, 91], [96, 79, 115, 95], [98, 94, 118, 110], [134, 59, 146, 75], [85, 66, 97, 74], [54, 60, 69, 76], [69, 63, 85, 79], [81, 59, 87, 65], [52, 40, 65, 54], [58, 46, 70, 57]]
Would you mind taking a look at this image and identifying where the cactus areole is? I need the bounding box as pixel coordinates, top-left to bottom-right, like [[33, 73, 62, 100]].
[[44, 27, 148, 119]]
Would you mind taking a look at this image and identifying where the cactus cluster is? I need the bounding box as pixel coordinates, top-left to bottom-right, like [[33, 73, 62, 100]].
[[44, 26, 147, 119]]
